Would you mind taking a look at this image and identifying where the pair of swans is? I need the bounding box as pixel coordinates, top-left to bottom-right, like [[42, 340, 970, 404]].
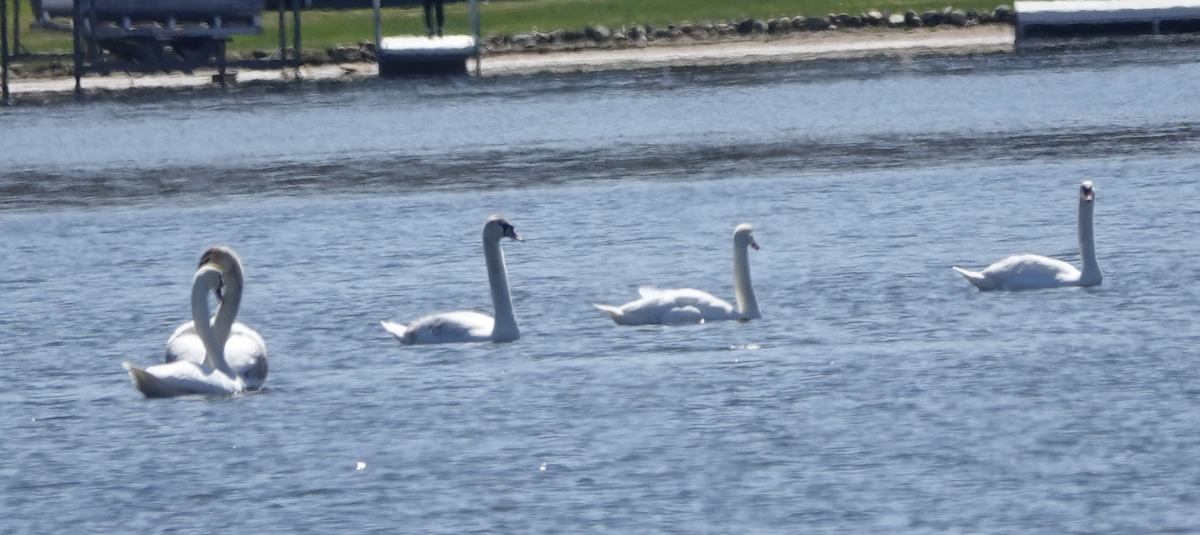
[[953, 180, 1102, 291], [123, 247, 268, 398], [379, 217, 763, 346]]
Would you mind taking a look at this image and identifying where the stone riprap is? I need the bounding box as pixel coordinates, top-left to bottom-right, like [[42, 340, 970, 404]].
[[487, 5, 1013, 54]]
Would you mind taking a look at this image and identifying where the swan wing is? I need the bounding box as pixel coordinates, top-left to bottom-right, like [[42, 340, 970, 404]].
[[637, 286, 665, 299], [225, 323, 268, 389], [123, 361, 243, 398], [381, 320, 410, 341], [972, 254, 1082, 291], [166, 321, 268, 388], [165, 321, 205, 364], [391, 311, 495, 344], [604, 288, 736, 325]]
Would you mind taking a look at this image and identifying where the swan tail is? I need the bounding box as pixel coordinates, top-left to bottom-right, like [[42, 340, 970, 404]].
[[123, 362, 184, 398], [380, 321, 412, 344], [952, 266, 994, 291], [593, 303, 626, 325]]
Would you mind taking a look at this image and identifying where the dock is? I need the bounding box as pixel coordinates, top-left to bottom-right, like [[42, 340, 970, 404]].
[[378, 35, 478, 75], [372, 0, 481, 76], [1015, 0, 1200, 43]]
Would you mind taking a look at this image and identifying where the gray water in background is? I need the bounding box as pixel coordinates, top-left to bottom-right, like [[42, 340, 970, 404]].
[[2, 45, 1200, 533]]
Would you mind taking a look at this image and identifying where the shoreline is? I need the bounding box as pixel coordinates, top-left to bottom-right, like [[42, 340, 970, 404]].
[[4, 26, 1016, 100], [481, 26, 1014, 75]]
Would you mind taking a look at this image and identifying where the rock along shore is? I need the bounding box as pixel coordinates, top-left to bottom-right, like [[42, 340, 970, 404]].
[[480, 4, 1015, 56]]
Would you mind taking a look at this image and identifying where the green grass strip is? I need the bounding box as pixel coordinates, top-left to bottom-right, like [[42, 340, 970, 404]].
[[10, 0, 1009, 56]]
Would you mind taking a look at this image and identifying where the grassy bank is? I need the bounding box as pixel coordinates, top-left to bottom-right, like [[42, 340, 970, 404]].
[[10, 0, 1006, 56]]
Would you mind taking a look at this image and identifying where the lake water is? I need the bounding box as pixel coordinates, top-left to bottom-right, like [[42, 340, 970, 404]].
[[3, 44, 1200, 533]]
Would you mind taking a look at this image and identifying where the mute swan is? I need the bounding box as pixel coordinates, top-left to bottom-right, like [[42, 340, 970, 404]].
[[953, 180, 1102, 291], [381, 216, 524, 344], [123, 246, 267, 397], [165, 246, 269, 388], [595, 223, 761, 325]]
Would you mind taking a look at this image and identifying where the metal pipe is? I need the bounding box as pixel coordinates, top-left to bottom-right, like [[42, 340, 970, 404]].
[[470, 0, 480, 76], [12, 0, 19, 58], [73, 0, 82, 97], [277, 0, 285, 69], [292, 0, 300, 76], [2, 0, 9, 104], [217, 39, 227, 88], [372, 0, 381, 55]]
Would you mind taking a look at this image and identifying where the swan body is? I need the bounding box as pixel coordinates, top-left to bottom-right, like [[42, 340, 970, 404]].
[[953, 180, 1101, 291], [382, 216, 524, 344], [595, 223, 761, 325], [124, 247, 266, 397], [167, 321, 268, 389]]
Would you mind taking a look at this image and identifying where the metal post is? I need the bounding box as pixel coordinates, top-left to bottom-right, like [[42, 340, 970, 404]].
[[2, 0, 9, 104], [73, 0, 82, 97], [217, 39, 227, 88], [277, 0, 285, 70], [291, 0, 300, 77], [372, 0, 381, 54], [470, 0, 480, 76], [1014, 16, 1024, 52]]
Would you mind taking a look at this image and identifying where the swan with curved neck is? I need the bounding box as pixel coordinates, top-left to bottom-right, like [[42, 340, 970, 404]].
[[123, 246, 266, 397], [595, 223, 761, 325], [165, 246, 268, 388], [953, 180, 1102, 291], [381, 216, 524, 344]]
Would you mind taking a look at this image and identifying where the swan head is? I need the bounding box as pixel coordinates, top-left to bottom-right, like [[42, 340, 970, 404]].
[[484, 216, 524, 243], [198, 246, 244, 300], [734, 223, 759, 251], [1080, 180, 1095, 203]]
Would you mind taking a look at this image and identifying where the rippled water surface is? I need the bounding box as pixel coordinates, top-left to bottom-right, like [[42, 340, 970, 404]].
[[3, 45, 1200, 533]]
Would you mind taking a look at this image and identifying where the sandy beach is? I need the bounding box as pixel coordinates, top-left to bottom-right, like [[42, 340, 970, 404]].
[[4, 25, 1014, 98]]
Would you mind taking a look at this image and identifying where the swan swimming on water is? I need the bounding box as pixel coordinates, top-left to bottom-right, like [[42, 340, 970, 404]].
[[164, 246, 268, 388], [123, 246, 268, 397], [952, 180, 1102, 291], [594, 223, 761, 325], [381, 216, 524, 344]]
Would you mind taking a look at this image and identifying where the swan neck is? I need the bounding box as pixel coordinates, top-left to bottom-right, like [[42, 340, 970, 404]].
[[192, 269, 233, 376], [212, 263, 242, 345], [733, 243, 761, 320], [484, 236, 519, 341], [1078, 198, 1101, 284]]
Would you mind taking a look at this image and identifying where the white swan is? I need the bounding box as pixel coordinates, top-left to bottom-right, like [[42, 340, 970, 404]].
[[381, 216, 524, 344], [123, 246, 268, 397], [595, 223, 761, 325], [164, 246, 268, 388], [953, 180, 1102, 291]]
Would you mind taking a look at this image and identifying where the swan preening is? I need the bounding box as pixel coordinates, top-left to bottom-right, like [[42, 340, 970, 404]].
[[123, 247, 269, 398], [595, 223, 761, 325], [381, 216, 524, 344], [953, 180, 1102, 291]]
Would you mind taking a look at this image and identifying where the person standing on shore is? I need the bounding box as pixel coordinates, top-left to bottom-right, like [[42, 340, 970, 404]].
[[423, 0, 445, 37]]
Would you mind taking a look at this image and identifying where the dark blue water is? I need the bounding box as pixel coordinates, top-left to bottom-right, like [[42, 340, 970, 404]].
[[3, 45, 1200, 533]]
